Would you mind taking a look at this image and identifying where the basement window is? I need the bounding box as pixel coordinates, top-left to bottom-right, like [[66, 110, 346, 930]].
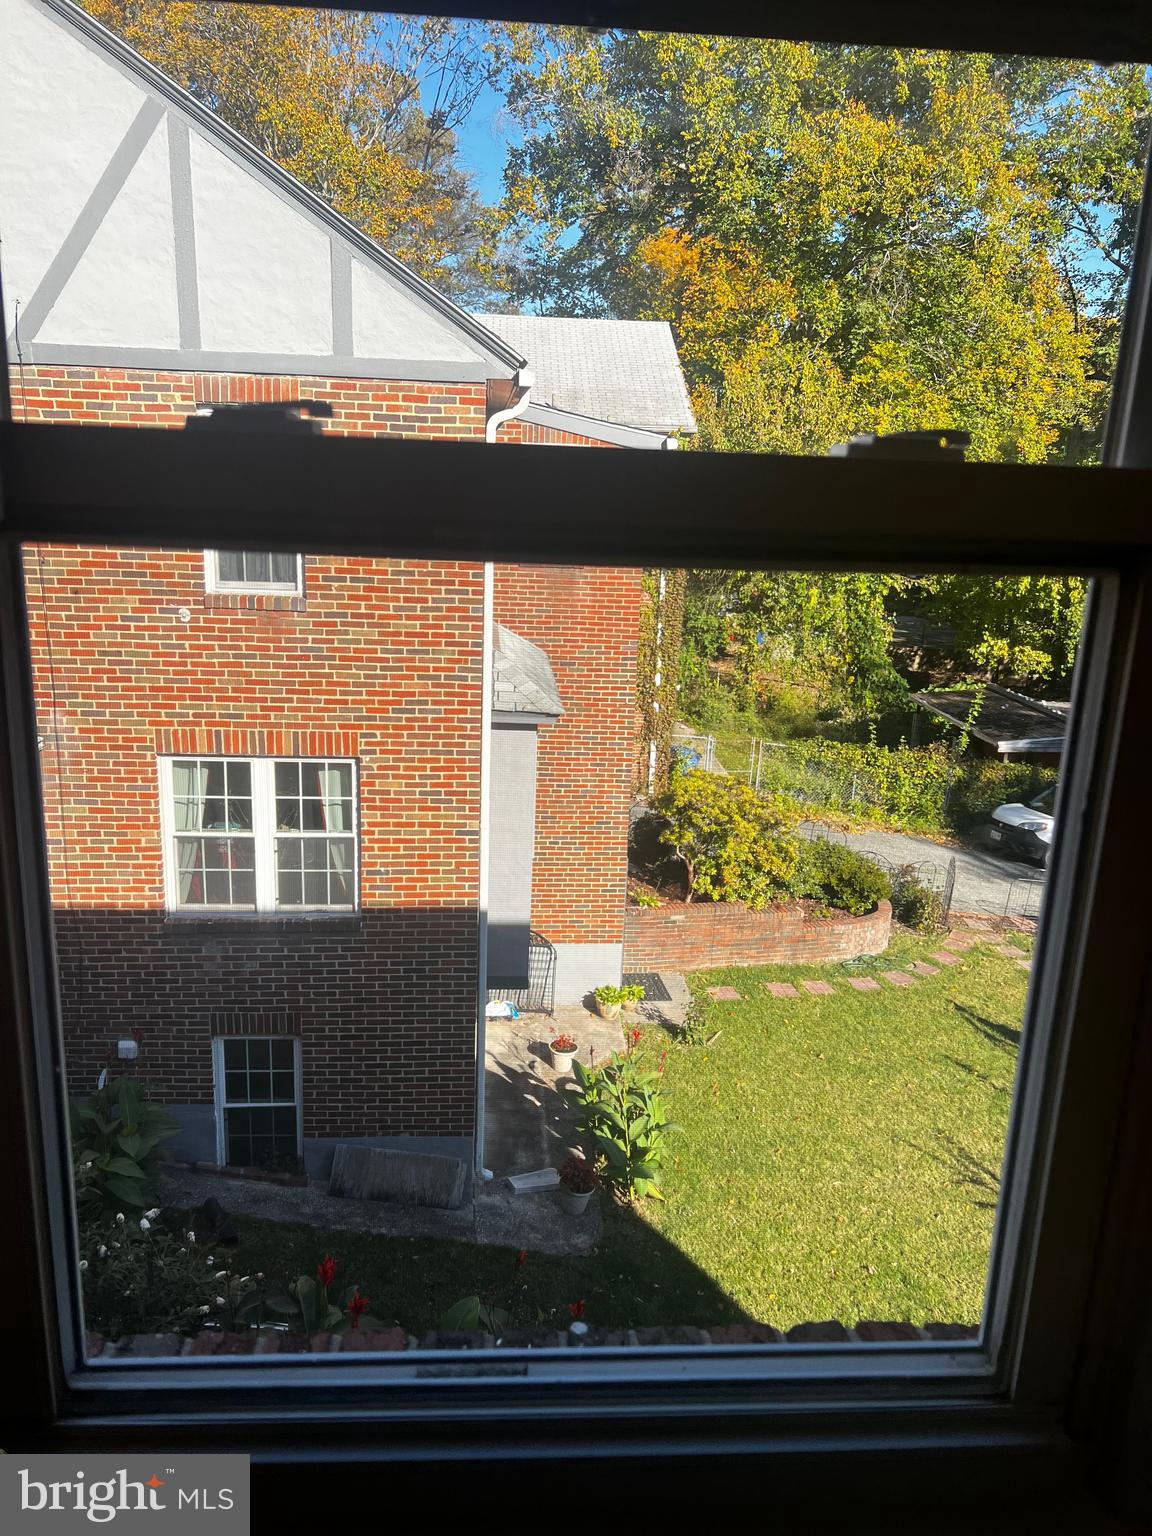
[[205, 551, 303, 595]]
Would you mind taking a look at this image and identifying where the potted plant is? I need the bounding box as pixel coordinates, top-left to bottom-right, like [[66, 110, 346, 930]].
[[592, 983, 645, 1020], [549, 1032, 578, 1073], [556, 1155, 598, 1216]]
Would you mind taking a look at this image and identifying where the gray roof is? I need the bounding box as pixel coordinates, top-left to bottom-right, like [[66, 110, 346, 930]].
[[493, 625, 564, 718], [473, 314, 696, 434], [913, 684, 1067, 754]]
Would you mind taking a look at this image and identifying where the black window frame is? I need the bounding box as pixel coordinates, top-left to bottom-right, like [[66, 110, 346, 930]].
[[1, 0, 1152, 1520]]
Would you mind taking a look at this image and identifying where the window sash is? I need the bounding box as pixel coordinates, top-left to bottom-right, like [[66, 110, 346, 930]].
[[212, 1037, 302, 1166], [204, 550, 303, 595], [159, 757, 358, 913]]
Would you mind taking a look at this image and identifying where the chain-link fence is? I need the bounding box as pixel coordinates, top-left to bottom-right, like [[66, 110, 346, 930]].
[[750, 738, 890, 815]]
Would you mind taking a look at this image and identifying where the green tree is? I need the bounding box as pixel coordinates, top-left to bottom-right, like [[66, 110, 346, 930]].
[[654, 769, 800, 907], [501, 33, 1149, 463], [909, 575, 1087, 687]]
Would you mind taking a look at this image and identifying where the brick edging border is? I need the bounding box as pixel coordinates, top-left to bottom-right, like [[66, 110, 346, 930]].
[[89, 1318, 978, 1357]]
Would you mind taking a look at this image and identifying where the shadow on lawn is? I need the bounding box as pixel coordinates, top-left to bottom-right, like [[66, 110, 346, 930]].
[[951, 1000, 1021, 1055], [900, 1129, 1001, 1212]]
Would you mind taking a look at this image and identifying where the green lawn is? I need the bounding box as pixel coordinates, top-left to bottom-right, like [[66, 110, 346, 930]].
[[226, 932, 1028, 1335]]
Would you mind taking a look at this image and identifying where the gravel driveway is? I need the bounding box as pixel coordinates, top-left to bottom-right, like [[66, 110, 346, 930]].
[[808, 822, 1046, 917]]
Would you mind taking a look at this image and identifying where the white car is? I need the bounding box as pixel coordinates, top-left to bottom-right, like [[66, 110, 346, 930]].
[[988, 785, 1056, 868]]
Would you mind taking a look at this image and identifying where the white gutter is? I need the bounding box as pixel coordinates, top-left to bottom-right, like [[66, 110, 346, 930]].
[[475, 560, 495, 1176], [484, 368, 534, 443]]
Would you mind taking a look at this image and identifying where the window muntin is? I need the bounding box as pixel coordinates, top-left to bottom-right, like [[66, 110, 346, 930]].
[[205, 551, 303, 594], [162, 757, 357, 913], [214, 1035, 301, 1166]]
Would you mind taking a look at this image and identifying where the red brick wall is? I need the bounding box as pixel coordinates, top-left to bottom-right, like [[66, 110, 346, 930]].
[[27, 544, 485, 1139], [623, 900, 893, 972], [494, 565, 643, 947], [9, 365, 487, 438], [496, 418, 617, 447]]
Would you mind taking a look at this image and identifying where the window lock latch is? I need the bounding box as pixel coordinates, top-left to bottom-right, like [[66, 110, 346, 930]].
[[828, 429, 970, 461], [184, 400, 334, 435]]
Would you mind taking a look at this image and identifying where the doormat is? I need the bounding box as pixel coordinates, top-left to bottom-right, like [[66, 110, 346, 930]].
[[623, 972, 672, 1003]]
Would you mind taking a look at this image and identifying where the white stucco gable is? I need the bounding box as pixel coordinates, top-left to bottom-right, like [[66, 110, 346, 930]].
[[0, 0, 525, 382]]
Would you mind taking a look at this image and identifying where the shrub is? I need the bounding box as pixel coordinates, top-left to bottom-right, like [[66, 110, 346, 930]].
[[794, 840, 892, 916], [756, 739, 955, 830], [653, 769, 800, 907], [630, 889, 661, 907], [891, 866, 945, 933], [573, 1053, 678, 1200], [79, 1213, 267, 1338], [71, 1076, 178, 1220]]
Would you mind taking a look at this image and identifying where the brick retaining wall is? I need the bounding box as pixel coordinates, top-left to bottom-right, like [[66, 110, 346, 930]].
[[623, 899, 892, 972]]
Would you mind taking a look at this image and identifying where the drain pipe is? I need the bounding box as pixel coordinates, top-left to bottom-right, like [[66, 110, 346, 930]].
[[484, 369, 534, 443], [475, 559, 495, 1178]]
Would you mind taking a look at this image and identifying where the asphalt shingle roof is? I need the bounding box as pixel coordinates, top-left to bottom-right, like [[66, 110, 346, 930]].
[[492, 625, 564, 718], [472, 314, 696, 434]]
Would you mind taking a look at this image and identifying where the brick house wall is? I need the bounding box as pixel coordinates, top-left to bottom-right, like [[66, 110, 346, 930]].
[[16, 363, 645, 1156], [28, 541, 485, 1150], [495, 564, 644, 1002]]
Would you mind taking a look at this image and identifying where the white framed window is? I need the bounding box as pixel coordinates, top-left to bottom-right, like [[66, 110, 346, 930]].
[[204, 550, 304, 594], [212, 1035, 302, 1168], [159, 756, 358, 913]]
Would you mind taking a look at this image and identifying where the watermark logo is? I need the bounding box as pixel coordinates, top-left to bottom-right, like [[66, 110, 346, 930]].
[[1, 1456, 249, 1531]]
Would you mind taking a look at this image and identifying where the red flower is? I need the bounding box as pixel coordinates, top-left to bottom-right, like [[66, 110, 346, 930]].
[[346, 1289, 370, 1330], [514, 1249, 528, 1270], [316, 1254, 337, 1290], [630, 1027, 642, 1050], [658, 1050, 668, 1076], [568, 1298, 586, 1322]]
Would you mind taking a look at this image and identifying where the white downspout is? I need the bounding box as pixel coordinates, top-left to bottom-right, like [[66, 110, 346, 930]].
[[475, 559, 495, 1177], [485, 368, 534, 443]]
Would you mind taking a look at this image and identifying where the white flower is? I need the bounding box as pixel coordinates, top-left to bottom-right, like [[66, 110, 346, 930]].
[[138, 1218, 151, 1232], [144, 1207, 160, 1219], [215, 1270, 227, 1280], [215, 1296, 226, 1307], [239, 1276, 251, 1285], [206, 1257, 215, 1267], [115, 1213, 125, 1225], [197, 1305, 211, 1315], [186, 1231, 196, 1244], [82, 1160, 94, 1170], [78, 1260, 88, 1271], [97, 1245, 108, 1258], [253, 1272, 265, 1282]]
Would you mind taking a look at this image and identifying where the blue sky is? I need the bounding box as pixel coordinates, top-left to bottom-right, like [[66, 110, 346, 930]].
[[452, 80, 515, 205]]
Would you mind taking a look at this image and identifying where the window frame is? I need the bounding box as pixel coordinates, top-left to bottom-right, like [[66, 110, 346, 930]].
[[203, 549, 304, 596], [158, 755, 360, 916], [212, 1035, 303, 1167], [1, 0, 1152, 1513]]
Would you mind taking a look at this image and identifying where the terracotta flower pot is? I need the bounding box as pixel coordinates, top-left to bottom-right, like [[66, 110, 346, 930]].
[[594, 999, 621, 1020]]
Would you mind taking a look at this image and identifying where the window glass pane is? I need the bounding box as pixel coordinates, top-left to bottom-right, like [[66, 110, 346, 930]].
[[271, 554, 298, 585], [25, 526, 1082, 1358], [244, 552, 271, 584], [216, 551, 244, 584]]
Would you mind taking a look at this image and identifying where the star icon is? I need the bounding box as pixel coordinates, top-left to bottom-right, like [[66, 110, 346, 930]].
[[146, 1476, 164, 1490]]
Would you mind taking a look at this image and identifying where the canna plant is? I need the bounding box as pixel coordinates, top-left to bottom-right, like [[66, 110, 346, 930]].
[[265, 1254, 387, 1334], [70, 1075, 178, 1219], [572, 1052, 679, 1200]]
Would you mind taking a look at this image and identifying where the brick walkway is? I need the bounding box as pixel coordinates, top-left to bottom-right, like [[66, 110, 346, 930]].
[[724, 923, 1033, 1003]]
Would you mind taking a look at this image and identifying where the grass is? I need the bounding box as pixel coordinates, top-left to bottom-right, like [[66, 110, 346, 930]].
[[224, 931, 1029, 1335]]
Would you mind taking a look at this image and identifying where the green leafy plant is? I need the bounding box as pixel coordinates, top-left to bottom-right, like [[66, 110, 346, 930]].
[[678, 998, 711, 1047], [79, 1213, 267, 1338], [439, 1295, 511, 1332], [593, 984, 645, 1008], [70, 1076, 178, 1219], [890, 867, 946, 934], [573, 1053, 679, 1200], [630, 889, 662, 908], [265, 1254, 386, 1334], [793, 840, 892, 916], [653, 769, 799, 907], [945, 760, 1058, 834]]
